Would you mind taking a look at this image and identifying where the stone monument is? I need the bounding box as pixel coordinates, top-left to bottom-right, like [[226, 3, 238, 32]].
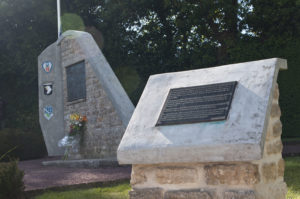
[[38, 30, 134, 161], [118, 58, 287, 199]]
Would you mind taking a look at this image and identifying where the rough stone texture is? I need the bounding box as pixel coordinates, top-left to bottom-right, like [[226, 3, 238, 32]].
[[60, 37, 125, 159], [60, 31, 134, 126], [205, 164, 259, 185], [255, 182, 287, 199], [270, 103, 281, 118], [131, 165, 147, 186], [273, 83, 279, 100], [266, 139, 283, 155], [270, 182, 287, 199], [58, 31, 134, 160], [224, 190, 256, 199], [155, 167, 197, 184], [272, 120, 282, 137], [130, 188, 164, 199], [261, 163, 277, 182], [277, 158, 285, 177], [265, 124, 273, 141], [164, 189, 214, 199]]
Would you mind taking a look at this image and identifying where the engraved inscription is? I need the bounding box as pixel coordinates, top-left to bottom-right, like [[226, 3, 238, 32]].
[[156, 81, 237, 126], [66, 61, 86, 102]]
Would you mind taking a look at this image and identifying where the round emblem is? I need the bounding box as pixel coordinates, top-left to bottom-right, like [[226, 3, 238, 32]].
[[42, 61, 53, 73]]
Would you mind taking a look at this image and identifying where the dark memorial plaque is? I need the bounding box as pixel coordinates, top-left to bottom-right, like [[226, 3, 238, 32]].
[[156, 81, 238, 126], [66, 61, 86, 102]]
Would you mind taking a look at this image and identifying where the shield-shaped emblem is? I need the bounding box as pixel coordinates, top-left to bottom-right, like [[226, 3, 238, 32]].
[[43, 83, 53, 95], [42, 61, 53, 73], [43, 106, 53, 120]]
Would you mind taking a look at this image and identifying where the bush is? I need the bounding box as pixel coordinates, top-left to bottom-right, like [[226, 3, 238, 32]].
[[0, 128, 47, 161], [0, 160, 25, 199]]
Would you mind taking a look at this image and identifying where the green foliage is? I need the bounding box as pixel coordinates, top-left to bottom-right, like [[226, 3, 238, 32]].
[[61, 13, 85, 32], [0, 146, 17, 161], [0, 160, 25, 199], [115, 66, 141, 98], [88, 0, 300, 138], [0, 128, 46, 161], [34, 182, 130, 199], [0, 0, 56, 130], [0, 0, 55, 158], [0, 0, 299, 144]]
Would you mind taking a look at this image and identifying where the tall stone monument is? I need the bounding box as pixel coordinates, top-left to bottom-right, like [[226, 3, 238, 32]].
[[38, 30, 134, 160], [118, 58, 287, 199]]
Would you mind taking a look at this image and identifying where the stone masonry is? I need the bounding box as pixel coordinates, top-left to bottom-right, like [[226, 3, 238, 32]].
[[60, 36, 125, 159], [129, 84, 286, 199]]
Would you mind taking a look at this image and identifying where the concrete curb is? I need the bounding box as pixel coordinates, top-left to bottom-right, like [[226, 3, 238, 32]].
[[42, 158, 126, 168]]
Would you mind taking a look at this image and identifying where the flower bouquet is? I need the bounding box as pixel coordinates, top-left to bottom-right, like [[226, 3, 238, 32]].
[[58, 113, 87, 160]]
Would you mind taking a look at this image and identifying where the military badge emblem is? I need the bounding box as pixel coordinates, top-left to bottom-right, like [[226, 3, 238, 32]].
[[43, 83, 53, 95], [42, 61, 53, 73], [43, 106, 53, 120]]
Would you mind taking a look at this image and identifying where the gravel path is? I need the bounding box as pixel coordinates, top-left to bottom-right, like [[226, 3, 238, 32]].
[[18, 157, 131, 191]]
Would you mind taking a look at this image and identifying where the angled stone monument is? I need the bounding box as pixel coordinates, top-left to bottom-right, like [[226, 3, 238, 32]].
[[118, 58, 287, 199], [39, 30, 134, 160], [38, 42, 64, 156]]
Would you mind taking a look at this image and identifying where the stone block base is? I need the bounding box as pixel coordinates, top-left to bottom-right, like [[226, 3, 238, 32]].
[[128, 84, 287, 199], [129, 188, 257, 199]]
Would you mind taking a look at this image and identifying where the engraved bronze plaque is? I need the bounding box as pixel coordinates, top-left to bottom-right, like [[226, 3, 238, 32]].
[[156, 81, 238, 126], [66, 61, 86, 102]]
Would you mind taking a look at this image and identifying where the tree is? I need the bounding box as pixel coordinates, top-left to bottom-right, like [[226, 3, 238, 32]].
[[0, 0, 57, 128], [0, 0, 299, 140]]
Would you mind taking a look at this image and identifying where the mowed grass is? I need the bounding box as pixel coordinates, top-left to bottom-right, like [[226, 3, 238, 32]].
[[34, 182, 130, 199], [34, 157, 300, 199], [285, 156, 300, 199]]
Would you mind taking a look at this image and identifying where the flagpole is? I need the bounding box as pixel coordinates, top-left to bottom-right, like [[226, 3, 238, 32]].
[[57, 0, 62, 38]]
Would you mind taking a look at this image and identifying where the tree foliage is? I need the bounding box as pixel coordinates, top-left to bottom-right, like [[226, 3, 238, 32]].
[[0, 0, 299, 144]]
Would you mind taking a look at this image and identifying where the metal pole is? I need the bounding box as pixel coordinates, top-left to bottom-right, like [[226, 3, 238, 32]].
[[57, 0, 62, 38]]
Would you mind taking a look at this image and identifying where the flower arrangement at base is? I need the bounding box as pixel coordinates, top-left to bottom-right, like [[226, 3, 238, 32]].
[[58, 113, 87, 160], [69, 113, 87, 142]]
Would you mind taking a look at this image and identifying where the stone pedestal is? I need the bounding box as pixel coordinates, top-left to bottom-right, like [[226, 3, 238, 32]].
[[118, 58, 287, 199], [129, 85, 285, 199]]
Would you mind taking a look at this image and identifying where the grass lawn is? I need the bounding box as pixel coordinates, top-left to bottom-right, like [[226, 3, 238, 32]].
[[285, 156, 300, 199], [33, 182, 131, 199], [33, 157, 300, 199]]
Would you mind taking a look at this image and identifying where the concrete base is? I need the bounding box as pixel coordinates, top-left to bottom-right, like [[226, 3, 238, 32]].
[[42, 158, 121, 168]]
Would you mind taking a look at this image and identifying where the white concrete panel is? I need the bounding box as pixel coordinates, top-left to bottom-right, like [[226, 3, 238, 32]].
[[118, 58, 287, 164]]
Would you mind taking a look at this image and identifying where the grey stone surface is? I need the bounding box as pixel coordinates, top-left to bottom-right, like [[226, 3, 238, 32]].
[[58, 31, 134, 126], [58, 31, 134, 159], [224, 190, 256, 199], [130, 188, 164, 199], [118, 58, 287, 164], [38, 42, 65, 156], [164, 189, 214, 199]]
